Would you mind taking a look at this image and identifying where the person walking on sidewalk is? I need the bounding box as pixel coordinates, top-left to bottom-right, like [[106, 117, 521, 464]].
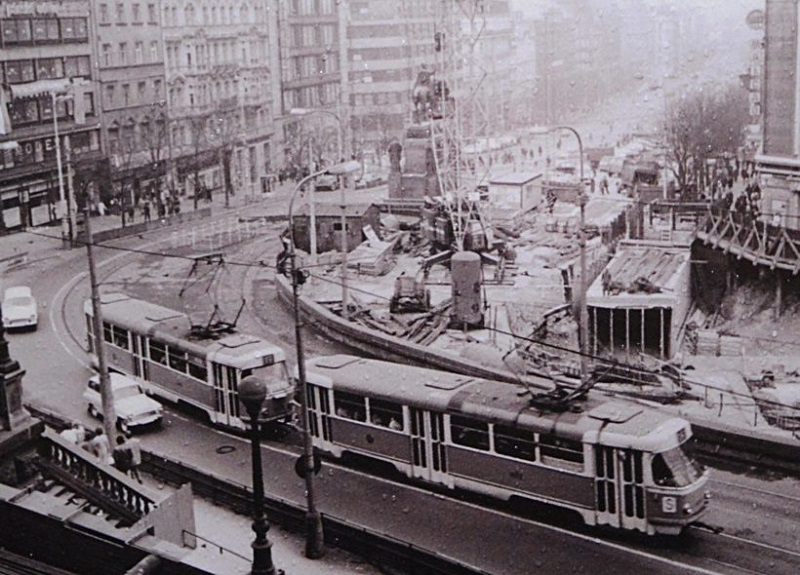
[[112, 435, 133, 475], [126, 434, 143, 483], [142, 199, 151, 222]]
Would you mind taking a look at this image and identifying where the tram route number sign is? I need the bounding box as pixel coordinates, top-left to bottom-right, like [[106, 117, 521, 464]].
[[661, 496, 677, 514]]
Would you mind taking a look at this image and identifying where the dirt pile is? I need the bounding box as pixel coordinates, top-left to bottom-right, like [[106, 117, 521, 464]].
[[717, 278, 800, 359]]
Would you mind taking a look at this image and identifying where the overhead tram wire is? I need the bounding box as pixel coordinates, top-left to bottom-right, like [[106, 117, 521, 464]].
[[27, 231, 800, 415]]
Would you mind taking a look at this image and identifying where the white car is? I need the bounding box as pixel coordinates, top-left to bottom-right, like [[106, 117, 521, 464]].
[[84, 373, 163, 433], [355, 172, 386, 189], [2, 286, 38, 330]]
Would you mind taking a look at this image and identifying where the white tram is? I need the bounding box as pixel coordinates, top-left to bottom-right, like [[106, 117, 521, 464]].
[[84, 293, 294, 430], [304, 355, 711, 535]]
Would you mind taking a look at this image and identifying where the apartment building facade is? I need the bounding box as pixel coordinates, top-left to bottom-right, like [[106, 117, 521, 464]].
[[94, 1, 168, 215], [0, 0, 101, 235], [161, 0, 277, 201]]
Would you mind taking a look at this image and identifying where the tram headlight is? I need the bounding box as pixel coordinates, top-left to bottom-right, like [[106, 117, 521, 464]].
[[682, 502, 694, 515]]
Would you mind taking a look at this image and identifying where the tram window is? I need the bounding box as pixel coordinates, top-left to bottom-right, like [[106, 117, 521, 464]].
[[450, 415, 489, 451], [494, 424, 536, 461], [622, 450, 643, 483], [168, 348, 187, 372], [652, 447, 702, 487], [369, 398, 403, 430], [112, 327, 130, 349], [187, 357, 207, 381], [103, 322, 113, 343], [333, 391, 366, 422], [149, 340, 166, 364], [539, 435, 584, 465]]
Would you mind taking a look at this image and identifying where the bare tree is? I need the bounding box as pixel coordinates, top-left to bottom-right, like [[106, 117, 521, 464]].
[[111, 121, 139, 226], [665, 84, 748, 200], [140, 109, 171, 199]]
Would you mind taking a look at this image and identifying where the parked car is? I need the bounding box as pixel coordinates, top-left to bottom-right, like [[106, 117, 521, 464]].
[[2, 286, 38, 330], [355, 171, 386, 189], [314, 174, 340, 191], [84, 373, 163, 433]]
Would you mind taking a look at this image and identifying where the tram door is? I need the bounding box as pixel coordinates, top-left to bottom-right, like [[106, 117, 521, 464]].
[[132, 335, 147, 380], [595, 447, 646, 530], [306, 384, 333, 449], [409, 408, 449, 486], [212, 363, 240, 426]]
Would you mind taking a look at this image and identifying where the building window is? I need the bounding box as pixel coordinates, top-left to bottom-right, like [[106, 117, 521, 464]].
[[100, 4, 110, 24], [119, 42, 128, 65], [61, 18, 88, 41], [135, 41, 144, 64], [148, 4, 157, 24], [37, 58, 64, 80], [32, 18, 60, 42], [132, 3, 141, 23], [150, 40, 159, 62], [138, 81, 147, 103], [65, 56, 91, 77], [1, 19, 32, 45], [153, 79, 162, 100], [122, 84, 130, 106], [117, 3, 126, 23], [105, 85, 115, 108], [102, 44, 113, 66]]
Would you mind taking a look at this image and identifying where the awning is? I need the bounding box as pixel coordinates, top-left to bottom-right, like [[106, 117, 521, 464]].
[[10, 78, 72, 99]]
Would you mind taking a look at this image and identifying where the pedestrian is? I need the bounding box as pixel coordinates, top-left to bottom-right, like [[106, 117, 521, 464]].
[[60, 423, 86, 445], [602, 269, 612, 296], [126, 434, 143, 483], [88, 427, 112, 465], [143, 199, 151, 222], [112, 435, 133, 475]]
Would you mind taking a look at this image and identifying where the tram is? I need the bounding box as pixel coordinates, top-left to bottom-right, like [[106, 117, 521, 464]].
[[84, 293, 294, 430], [304, 355, 710, 535]]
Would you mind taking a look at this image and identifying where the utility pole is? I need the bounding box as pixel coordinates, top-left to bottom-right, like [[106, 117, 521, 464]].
[[85, 206, 117, 446]]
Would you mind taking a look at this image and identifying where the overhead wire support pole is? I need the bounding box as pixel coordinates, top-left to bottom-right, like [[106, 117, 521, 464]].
[[286, 160, 360, 559], [85, 205, 117, 448], [551, 125, 589, 389]]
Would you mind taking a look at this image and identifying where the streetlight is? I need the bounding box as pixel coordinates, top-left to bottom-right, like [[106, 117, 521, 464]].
[[549, 126, 589, 389], [52, 90, 74, 248], [239, 375, 278, 575], [289, 109, 351, 273], [287, 159, 361, 559]]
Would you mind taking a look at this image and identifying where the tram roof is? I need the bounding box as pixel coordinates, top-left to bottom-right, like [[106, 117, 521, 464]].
[[89, 293, 286, 362], [306, 355, 690, 450]]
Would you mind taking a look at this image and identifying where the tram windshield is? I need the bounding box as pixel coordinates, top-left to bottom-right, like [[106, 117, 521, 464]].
[[242, 363, 291, 392], [652, 445, 704, 487]]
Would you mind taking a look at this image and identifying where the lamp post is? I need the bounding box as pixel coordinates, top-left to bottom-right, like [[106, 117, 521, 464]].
[[550, 126, 588, 388], [239, 375, 277, 575], [52, 90, 74, 248], [290, 108, 349, 278], [287, 160, 361, 559]]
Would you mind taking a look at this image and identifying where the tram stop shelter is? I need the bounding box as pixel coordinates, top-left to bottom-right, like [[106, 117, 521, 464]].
[[586, 241, 692, 360]]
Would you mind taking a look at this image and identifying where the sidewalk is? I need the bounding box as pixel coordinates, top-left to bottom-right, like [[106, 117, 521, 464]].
[[0, 182, 300, 273]]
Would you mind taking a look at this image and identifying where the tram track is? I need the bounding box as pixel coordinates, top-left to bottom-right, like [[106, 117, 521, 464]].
[[46, 211, 800, 574]]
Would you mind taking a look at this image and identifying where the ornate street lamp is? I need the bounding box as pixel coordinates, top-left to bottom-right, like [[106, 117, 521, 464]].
[[239, 375, 278, 575]]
